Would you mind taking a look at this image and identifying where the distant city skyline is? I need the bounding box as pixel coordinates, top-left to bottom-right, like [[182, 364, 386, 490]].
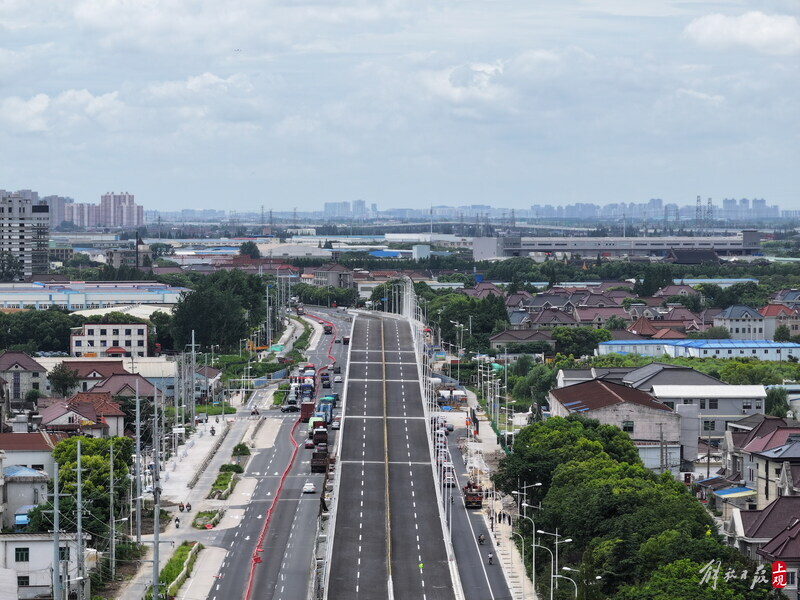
[[1, 2, 797, 211]]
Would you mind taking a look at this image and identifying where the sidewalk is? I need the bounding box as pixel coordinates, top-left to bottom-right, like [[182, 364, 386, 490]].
[[117, 393, 260, 600], [450, 389, 535, 600]]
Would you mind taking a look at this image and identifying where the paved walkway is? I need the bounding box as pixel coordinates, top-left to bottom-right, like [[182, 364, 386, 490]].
[[446, 389, 535, 600], [116, 319, 313, 600], [117, 391, 264, 600]]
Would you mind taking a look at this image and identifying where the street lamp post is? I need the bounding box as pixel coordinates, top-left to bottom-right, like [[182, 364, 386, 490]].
[[110, 517, 128, 580], [555, 574, 578, 599], [517, 509, 537, 596], [537, 529, 572, 590], [535, 543, 555, 600], [511, 530, 526, 600]]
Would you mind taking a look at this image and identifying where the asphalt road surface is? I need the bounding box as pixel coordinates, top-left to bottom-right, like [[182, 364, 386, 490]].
[[327, 313, 456, 600], [212, 310, 350, 600]]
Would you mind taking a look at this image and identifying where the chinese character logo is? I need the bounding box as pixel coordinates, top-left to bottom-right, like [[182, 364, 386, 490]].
[[772, 561, 787, 589]]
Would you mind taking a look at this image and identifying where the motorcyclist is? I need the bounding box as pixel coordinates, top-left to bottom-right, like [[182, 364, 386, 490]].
[[478, 534, 485, 545], [487, 552, 493, 565], [175, 517, 180, 528]]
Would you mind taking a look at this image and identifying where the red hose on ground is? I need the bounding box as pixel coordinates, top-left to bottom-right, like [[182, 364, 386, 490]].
[[242, 311, 337, 599]]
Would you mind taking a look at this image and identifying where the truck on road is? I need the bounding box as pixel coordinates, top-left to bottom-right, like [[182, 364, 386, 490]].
[[313, 427, 329, 445], [300, 401, 316, 423], [311, 450, 329, 473], [342, 336, 350, 345], [323, 324, 333, 334]]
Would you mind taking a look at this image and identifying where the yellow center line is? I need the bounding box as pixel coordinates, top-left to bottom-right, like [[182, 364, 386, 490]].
[[382, 319, 392, 584]]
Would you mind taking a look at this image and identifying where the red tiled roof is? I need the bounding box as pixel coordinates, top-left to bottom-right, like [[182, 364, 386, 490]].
[[0, 351, 45, 372], [0, 431, 67, 451], [91, 374, 156, 396], [758, 518, 800, 561], [744, 428, 800, 453], [652, 328, 686, 339], [67, 391, 126, 417], [550, 379, 672, 412], [61, 360, 130, 379], [629, 316, 658, 336], [760, 304, 799, 317]]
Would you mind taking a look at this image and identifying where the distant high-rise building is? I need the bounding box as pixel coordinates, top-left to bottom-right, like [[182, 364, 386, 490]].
[[352, 199, 367, 219], [323, 201, 351, 219], [0, 192, 50, 279], [42, 195, 74, 228], [100, 192, 143, 227]]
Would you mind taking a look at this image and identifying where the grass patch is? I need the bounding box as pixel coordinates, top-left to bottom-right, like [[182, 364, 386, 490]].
[[201, 404, 237, 416], [192, 510, 219, 529], [220, 463, 244, 473], [211, 471, 234, 493]]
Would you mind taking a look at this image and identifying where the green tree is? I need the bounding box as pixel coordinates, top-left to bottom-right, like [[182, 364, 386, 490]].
[[774, 324, 791, 342], [766, 387, 790, 418], [0, 251, 23, 281], [700, 326, 731, 339], [150, 242, 175, 257], [552, 327, 612, 357], [239, 241, 261, 259], [47, 362, 79, 397], [604, 315, 629, 330]]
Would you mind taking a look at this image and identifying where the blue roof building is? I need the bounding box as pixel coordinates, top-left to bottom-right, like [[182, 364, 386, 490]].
[[597, 339, 800, 361]]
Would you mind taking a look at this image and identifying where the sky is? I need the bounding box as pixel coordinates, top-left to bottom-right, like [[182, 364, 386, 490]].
[[0, 0, 798, 212]]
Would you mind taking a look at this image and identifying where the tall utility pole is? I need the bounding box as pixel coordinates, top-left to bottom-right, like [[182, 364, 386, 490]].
[[52, 464, 61, 600], [135, 388, 142, 544], [695, 194, 703, 232], [109, 440, 116, 580], [152, 392, 162, 600], [76, 440, 85, 600], [191, 330, 197, 425]]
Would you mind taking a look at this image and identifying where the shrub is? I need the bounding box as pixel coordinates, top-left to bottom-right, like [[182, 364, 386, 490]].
[[232, 443, 251, 456], [220, 463, 244, 473]]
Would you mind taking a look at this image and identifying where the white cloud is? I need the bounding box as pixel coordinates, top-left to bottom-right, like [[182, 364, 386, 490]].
[[685, 11, 800, 55], [421, 61, 508, 104], [0, 89, 125, 133], [676, 87, 725, 106], [145, 73, 253, 99]]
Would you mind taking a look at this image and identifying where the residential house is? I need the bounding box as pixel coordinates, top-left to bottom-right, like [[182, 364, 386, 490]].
[[311, 264, 353, 288], [195, 366, 223, 403], [2, 466, 48, 530], [89, 373, 156, 402], [0, 353, 46, 412], [527, 309, 579, 329], [556, 363, 723, 392], [651, 385, 767, 439], [48, 360, 130, 395], [504, 291, 535, 310], [63, 392, 126, 437], [0, 533, 85, 599], [666, 248, 721, 264], [70, 322, 149, 358], [760, 304, 800, 340], [757, 517, 800, 595], [577, 293, 621, 308], [462, 282, 504, 299], [528, 293, 579, 314], [654, 284, 700, 297], [574, 306, 630, 329], [0, 432, 67, 477], [548, 379, 682, 473], [714, 305, 766, 340], [724, 495, 800, 561], [39, 402, 109, 437], [489, 330, 554, 352]]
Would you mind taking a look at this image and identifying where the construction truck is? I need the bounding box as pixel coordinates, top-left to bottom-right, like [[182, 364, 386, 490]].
[[313, 427, 329, 445], [342, 336, 350, 345], [311, 450, 329, 473], [463, 481, 484, 509], [300, 401, 316, 423], [323, 324, 333, 334]]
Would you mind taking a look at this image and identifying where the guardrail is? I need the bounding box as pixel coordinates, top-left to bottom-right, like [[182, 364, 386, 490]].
[[187, 422, 231, 489]]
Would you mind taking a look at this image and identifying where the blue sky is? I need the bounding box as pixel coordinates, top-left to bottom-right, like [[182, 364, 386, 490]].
[[1, 0, 798, 211]]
